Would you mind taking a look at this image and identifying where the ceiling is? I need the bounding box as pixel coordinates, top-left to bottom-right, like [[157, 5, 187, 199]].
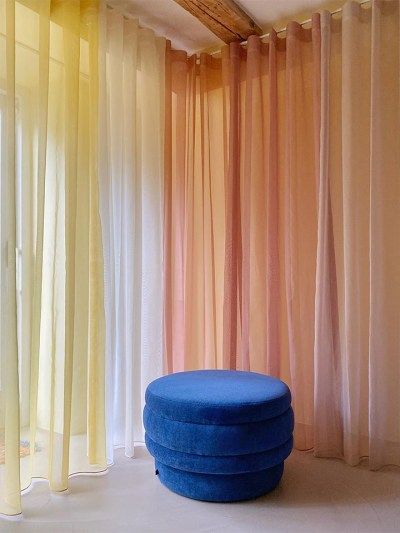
[[108, 0, 356, 53]]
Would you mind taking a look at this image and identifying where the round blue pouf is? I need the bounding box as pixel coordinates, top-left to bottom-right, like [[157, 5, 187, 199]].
[[143, 370, 293, 502]]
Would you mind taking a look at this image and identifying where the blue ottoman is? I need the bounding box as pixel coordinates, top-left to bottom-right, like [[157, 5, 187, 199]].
[[143, 370, 293, 502]]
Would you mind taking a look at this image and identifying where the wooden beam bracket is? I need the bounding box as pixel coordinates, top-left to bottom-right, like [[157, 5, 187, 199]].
[[173, 0, 263, 44]]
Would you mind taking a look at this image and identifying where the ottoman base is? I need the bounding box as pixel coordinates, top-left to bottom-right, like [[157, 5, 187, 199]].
[[155, 461, 284, 502]]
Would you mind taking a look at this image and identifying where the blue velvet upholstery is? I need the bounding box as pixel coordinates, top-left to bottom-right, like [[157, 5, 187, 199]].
[[145, 370, 291, 424], [144, 370, 293, 502], [155, 461, 285, 503], [146, 434, 293, 474], [144, 405, 294, 455]]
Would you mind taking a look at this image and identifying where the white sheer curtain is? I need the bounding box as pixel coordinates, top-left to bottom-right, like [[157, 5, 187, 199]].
[[99, 5, 165, 462]]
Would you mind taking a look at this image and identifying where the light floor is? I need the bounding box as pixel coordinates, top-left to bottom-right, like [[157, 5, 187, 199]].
[[2, 447, 400, 533]]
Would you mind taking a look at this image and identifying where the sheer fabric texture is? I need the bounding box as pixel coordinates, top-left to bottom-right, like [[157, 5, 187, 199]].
[[99, 7, 165, 462], [314, 0, 400, 469], [0, 0, 105, 516], [164, 14, 319, 451], [164, 0, 400, 469]]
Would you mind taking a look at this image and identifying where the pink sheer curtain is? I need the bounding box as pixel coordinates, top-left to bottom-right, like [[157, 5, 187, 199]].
[[314, 0, 400, 468], [164, 0, 400, 469]]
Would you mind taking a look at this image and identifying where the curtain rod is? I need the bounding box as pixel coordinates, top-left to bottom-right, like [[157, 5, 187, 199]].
[[206, 0, 371, 57]]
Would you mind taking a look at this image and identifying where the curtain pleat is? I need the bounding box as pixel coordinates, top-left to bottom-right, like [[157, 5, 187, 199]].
[[4, 0, 21, 515], [165, 0, 400, 469], [313, 10, 343, 459], [265, 31, 280, 378], [223, 43, 241, 371], [165, 49, 190, 372], [87, 0, 105, 465], [29, 0, 50, 485], [341, 0, 372, 466], [59, 0, 81, 489]]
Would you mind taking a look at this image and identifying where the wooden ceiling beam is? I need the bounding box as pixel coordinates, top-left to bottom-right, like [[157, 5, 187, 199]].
[[172, 0, 263, 44]]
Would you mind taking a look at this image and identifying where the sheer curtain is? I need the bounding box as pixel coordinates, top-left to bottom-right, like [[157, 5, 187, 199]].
[[99, 6, 165, 462], [314, 0, 400, 468], [164, 0, 400, 469], [0, 0, 105, 516], [164, 17, 319, 451]]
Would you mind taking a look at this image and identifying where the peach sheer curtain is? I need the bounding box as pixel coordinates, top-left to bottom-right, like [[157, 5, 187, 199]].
[[164, 0, 400, 469]]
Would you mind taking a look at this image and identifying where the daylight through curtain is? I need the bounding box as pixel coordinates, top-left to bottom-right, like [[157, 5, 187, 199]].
[[0, 0, 105, 516], [99, 6, 165, 462]]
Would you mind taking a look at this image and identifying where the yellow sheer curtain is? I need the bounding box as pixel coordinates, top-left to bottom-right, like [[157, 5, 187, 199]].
[[0, 0, 105, 516]]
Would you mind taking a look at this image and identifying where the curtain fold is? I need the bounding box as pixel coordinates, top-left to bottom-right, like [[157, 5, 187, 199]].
[[164, 49, 226, 372], [0, 0, 106, 516], [164, 0, 400, 469], [99, 6, 165, 462]]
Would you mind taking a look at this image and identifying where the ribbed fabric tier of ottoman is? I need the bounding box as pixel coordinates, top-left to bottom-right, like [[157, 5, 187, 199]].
[[143, 370, 294, 502]]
